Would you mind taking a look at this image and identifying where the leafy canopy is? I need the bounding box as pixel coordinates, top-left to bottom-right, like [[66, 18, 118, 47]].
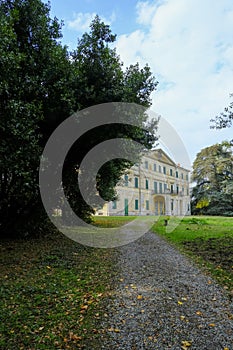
[[0, 3, 159, 236], [191, 141, 233, 216], [211, 93, 233, 145]]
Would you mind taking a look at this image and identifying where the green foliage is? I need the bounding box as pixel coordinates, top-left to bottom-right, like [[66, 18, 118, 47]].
[[191, 141, 233, 216], [0, 4, 158, 237], [195, 197, 209, 209], [60, 16, 159, 224], [0, 0, 71, 236], [211, 93, 233, 131]]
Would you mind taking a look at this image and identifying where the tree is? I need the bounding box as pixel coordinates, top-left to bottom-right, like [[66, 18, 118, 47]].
[[0, 4, 158, 236], [191, 142, 233, 216], [61, 16, 159, 223], [0, 0, 73, 236], [211, 94, 233, 143]]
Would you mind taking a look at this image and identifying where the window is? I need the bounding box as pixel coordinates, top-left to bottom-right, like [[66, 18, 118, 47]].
[[181, 173, 184, 180], [124, 175, 129, 186], [153, 163, 157, 171], [171, 184, 174, 194], [146, 200, 149, 210], [125, 199, 128, 216], [176, 171, 179, 178], [159, 165, 162, 173], [154, 181, 158, 193], [163, 166, 166, 174], [187, 188, 189, 195], [176, 185, 179, 194], [134, 177, 139, 188], [135, 199, 139, 210], [159, 182, 163, 193], [170, 169, 173, 176], [145, 179, 149, 189], [171, 199, 174, 211], [112, 200, 117, 209], [164, 183, 167, 193], [186, 174, 189, 181], [145, 160, 148, 169]]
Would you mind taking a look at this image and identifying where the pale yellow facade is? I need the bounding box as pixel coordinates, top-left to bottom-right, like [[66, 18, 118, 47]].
[[96, 149, 191, 216]]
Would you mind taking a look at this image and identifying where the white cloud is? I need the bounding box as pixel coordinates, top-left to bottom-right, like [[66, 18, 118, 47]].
[[68, 12, 116, 32], [116, 0, 233, 162], [116, 30, 146, 67], [68, 12, 96, 32], [136, 1, 158, 25]]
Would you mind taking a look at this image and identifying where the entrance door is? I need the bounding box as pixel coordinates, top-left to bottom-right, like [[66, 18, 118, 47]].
[[124, 199, 128, 216], [154, 196, 165, 215]]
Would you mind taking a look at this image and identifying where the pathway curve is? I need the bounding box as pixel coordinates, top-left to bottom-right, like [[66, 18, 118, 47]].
[[100, 232, 232, 349]]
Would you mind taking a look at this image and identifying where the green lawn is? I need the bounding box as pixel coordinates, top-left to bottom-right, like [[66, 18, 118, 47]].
[[92, 215, 136, 228], [0, 231, 113, 349], [152, 216, 233, 294]]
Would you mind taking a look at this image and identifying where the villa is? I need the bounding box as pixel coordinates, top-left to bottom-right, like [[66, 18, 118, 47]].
[[96, 149, 191, 216]]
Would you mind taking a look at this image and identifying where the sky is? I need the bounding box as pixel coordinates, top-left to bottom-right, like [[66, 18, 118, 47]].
[[45, 0, 233, 168]]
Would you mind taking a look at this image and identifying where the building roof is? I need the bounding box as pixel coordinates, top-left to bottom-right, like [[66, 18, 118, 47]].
[[142, 148, 190, 172]]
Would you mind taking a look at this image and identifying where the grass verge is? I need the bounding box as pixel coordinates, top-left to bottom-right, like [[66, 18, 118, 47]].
[[0, 230, 114, 349], [152, 216, 233, 296], [92, 215, 136, 228]]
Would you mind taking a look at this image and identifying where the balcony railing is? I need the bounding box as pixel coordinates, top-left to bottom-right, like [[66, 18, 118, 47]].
[[151, 189, 185, 196]]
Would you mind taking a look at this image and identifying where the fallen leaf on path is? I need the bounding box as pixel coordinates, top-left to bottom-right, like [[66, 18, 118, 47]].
[[196, 311, 202, 316], [69, 332, 82, 341], [114, 328, 120, 333], [181, 340, 192, 349], [81, 304, 88, 309], [108, 327, 120, 333]]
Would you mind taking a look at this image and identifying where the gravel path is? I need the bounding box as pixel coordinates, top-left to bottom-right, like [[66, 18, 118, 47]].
[[100, 231, 233, 350]]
